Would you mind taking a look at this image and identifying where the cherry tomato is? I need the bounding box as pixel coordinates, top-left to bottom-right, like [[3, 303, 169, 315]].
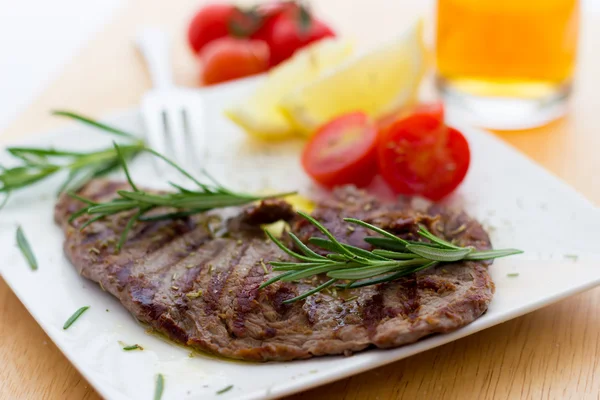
[[199, 37, 270, 85], [412, 102, 444, 121], [377, 101, 445, 132], [302, 112, 378, 188], [252, 6, 335, 66], [188, 4, 240, 54], [377, 110, 470, 201]]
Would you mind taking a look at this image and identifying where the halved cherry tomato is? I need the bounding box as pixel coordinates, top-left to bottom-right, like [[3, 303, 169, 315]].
[[377, 108, 470, 201], [302, 112, 378, 188], [199, 37, 270, 85]]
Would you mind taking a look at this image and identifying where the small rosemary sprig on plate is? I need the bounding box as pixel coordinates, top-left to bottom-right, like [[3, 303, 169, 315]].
[[63, 306, 90, 329], [16, 225, 37, 270], [216, 385, 234, 395], [70, 144, 295, 251], [154, 374, 165, 400], [0, 110, 145, 205], [261, 212, 523, 303], [122, 343, 144, 351]]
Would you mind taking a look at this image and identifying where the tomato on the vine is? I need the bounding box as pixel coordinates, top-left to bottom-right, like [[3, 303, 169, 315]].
[[252, 4, 335, 66], [188, 4, 239, 54]]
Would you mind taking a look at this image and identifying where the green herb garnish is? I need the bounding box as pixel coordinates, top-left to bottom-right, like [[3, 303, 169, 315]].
[[16, 226, 37, 270], [261, 212, 523, 303], [70, 144, 295, 251], [216, 385, 233, 395], [0, 111, 144, 203], [122, 344, 143, 351], [63, 306, 90, 329], [507, 273, 519, 277], [154, 374, 164, 400]]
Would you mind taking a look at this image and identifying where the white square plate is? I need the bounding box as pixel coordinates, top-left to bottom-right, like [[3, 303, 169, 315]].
[[1, 78, 599, 400]]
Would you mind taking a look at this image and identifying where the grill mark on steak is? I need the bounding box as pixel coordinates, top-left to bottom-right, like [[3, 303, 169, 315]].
[[176, 241, 227, 294], [361, 292, 384, 337], [205, 242, 250, 313], [401, 276, 420, 318], [56, 180, 495, 362], [232, 261, 267, 338]]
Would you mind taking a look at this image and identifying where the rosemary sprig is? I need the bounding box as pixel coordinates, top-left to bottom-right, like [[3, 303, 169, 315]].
[[70, 144, 295, 251], [262, 212, 523, 303], [63, 306, 90, 329], [0, 111, 145, 204], [16, 226, 37, 270]]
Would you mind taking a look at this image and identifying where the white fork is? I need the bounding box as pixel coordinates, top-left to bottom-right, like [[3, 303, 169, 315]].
[[136, 28, 204, 170]]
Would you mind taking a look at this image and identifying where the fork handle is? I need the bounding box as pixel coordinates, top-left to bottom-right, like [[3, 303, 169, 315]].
[[136, 28, 173, 89]]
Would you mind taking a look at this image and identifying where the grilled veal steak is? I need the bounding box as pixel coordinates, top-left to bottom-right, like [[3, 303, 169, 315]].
[[55, 180, 494, 361]]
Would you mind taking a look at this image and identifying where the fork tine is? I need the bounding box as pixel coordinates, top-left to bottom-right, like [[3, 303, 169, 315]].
[[140, 98, 168, 172], [185, 99, 206, 170], [165, 103, 188, 166]]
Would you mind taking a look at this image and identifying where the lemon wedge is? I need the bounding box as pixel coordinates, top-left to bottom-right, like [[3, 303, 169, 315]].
[[225, 39, 355, 140], [280, 21, 426, 135]]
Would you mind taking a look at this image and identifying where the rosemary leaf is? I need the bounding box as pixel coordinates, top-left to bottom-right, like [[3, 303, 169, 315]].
[[280, 263, 349, 281], [117, 210, 145, 251], [363, 237, 408, 252], [309, 237, 389, 260], [371, 249, 420, 260], [154, 374, 164, 400], [138, 209, 207, 222], [63, 306, 90, 329], [113, 142, 138, 192], [405, 244, 473, 262], [122, 344, 143, 351], [417, 226, 463, 250], [216, 385, 234, 395], [79, 214, 108, 231], [344, 218, 408, 244], [346, 261, 438, 288], [258, 270, 296, 289], [288, 232, 327, 259], [117, 190, 174, 206], [7, 147, 86, 157], [52, 110, 138, 139], [16, 226, 37, 271], [299, 212, 356, 258], [86, 200, 139, 215], [264, 229, 314, 262], [0, 192, 10, 210], [327, 259, 426, 280], [464, 248, 523, 260]]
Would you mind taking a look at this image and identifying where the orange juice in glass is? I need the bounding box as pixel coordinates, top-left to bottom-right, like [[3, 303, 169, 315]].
[[436, 0, 579, 129]]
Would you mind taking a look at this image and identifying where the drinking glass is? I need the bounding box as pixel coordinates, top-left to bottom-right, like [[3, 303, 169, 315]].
[[436, 0, 579, 130]]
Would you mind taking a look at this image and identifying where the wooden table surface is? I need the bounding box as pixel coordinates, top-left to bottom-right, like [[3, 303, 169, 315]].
[[1, 1, 599, 399]]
